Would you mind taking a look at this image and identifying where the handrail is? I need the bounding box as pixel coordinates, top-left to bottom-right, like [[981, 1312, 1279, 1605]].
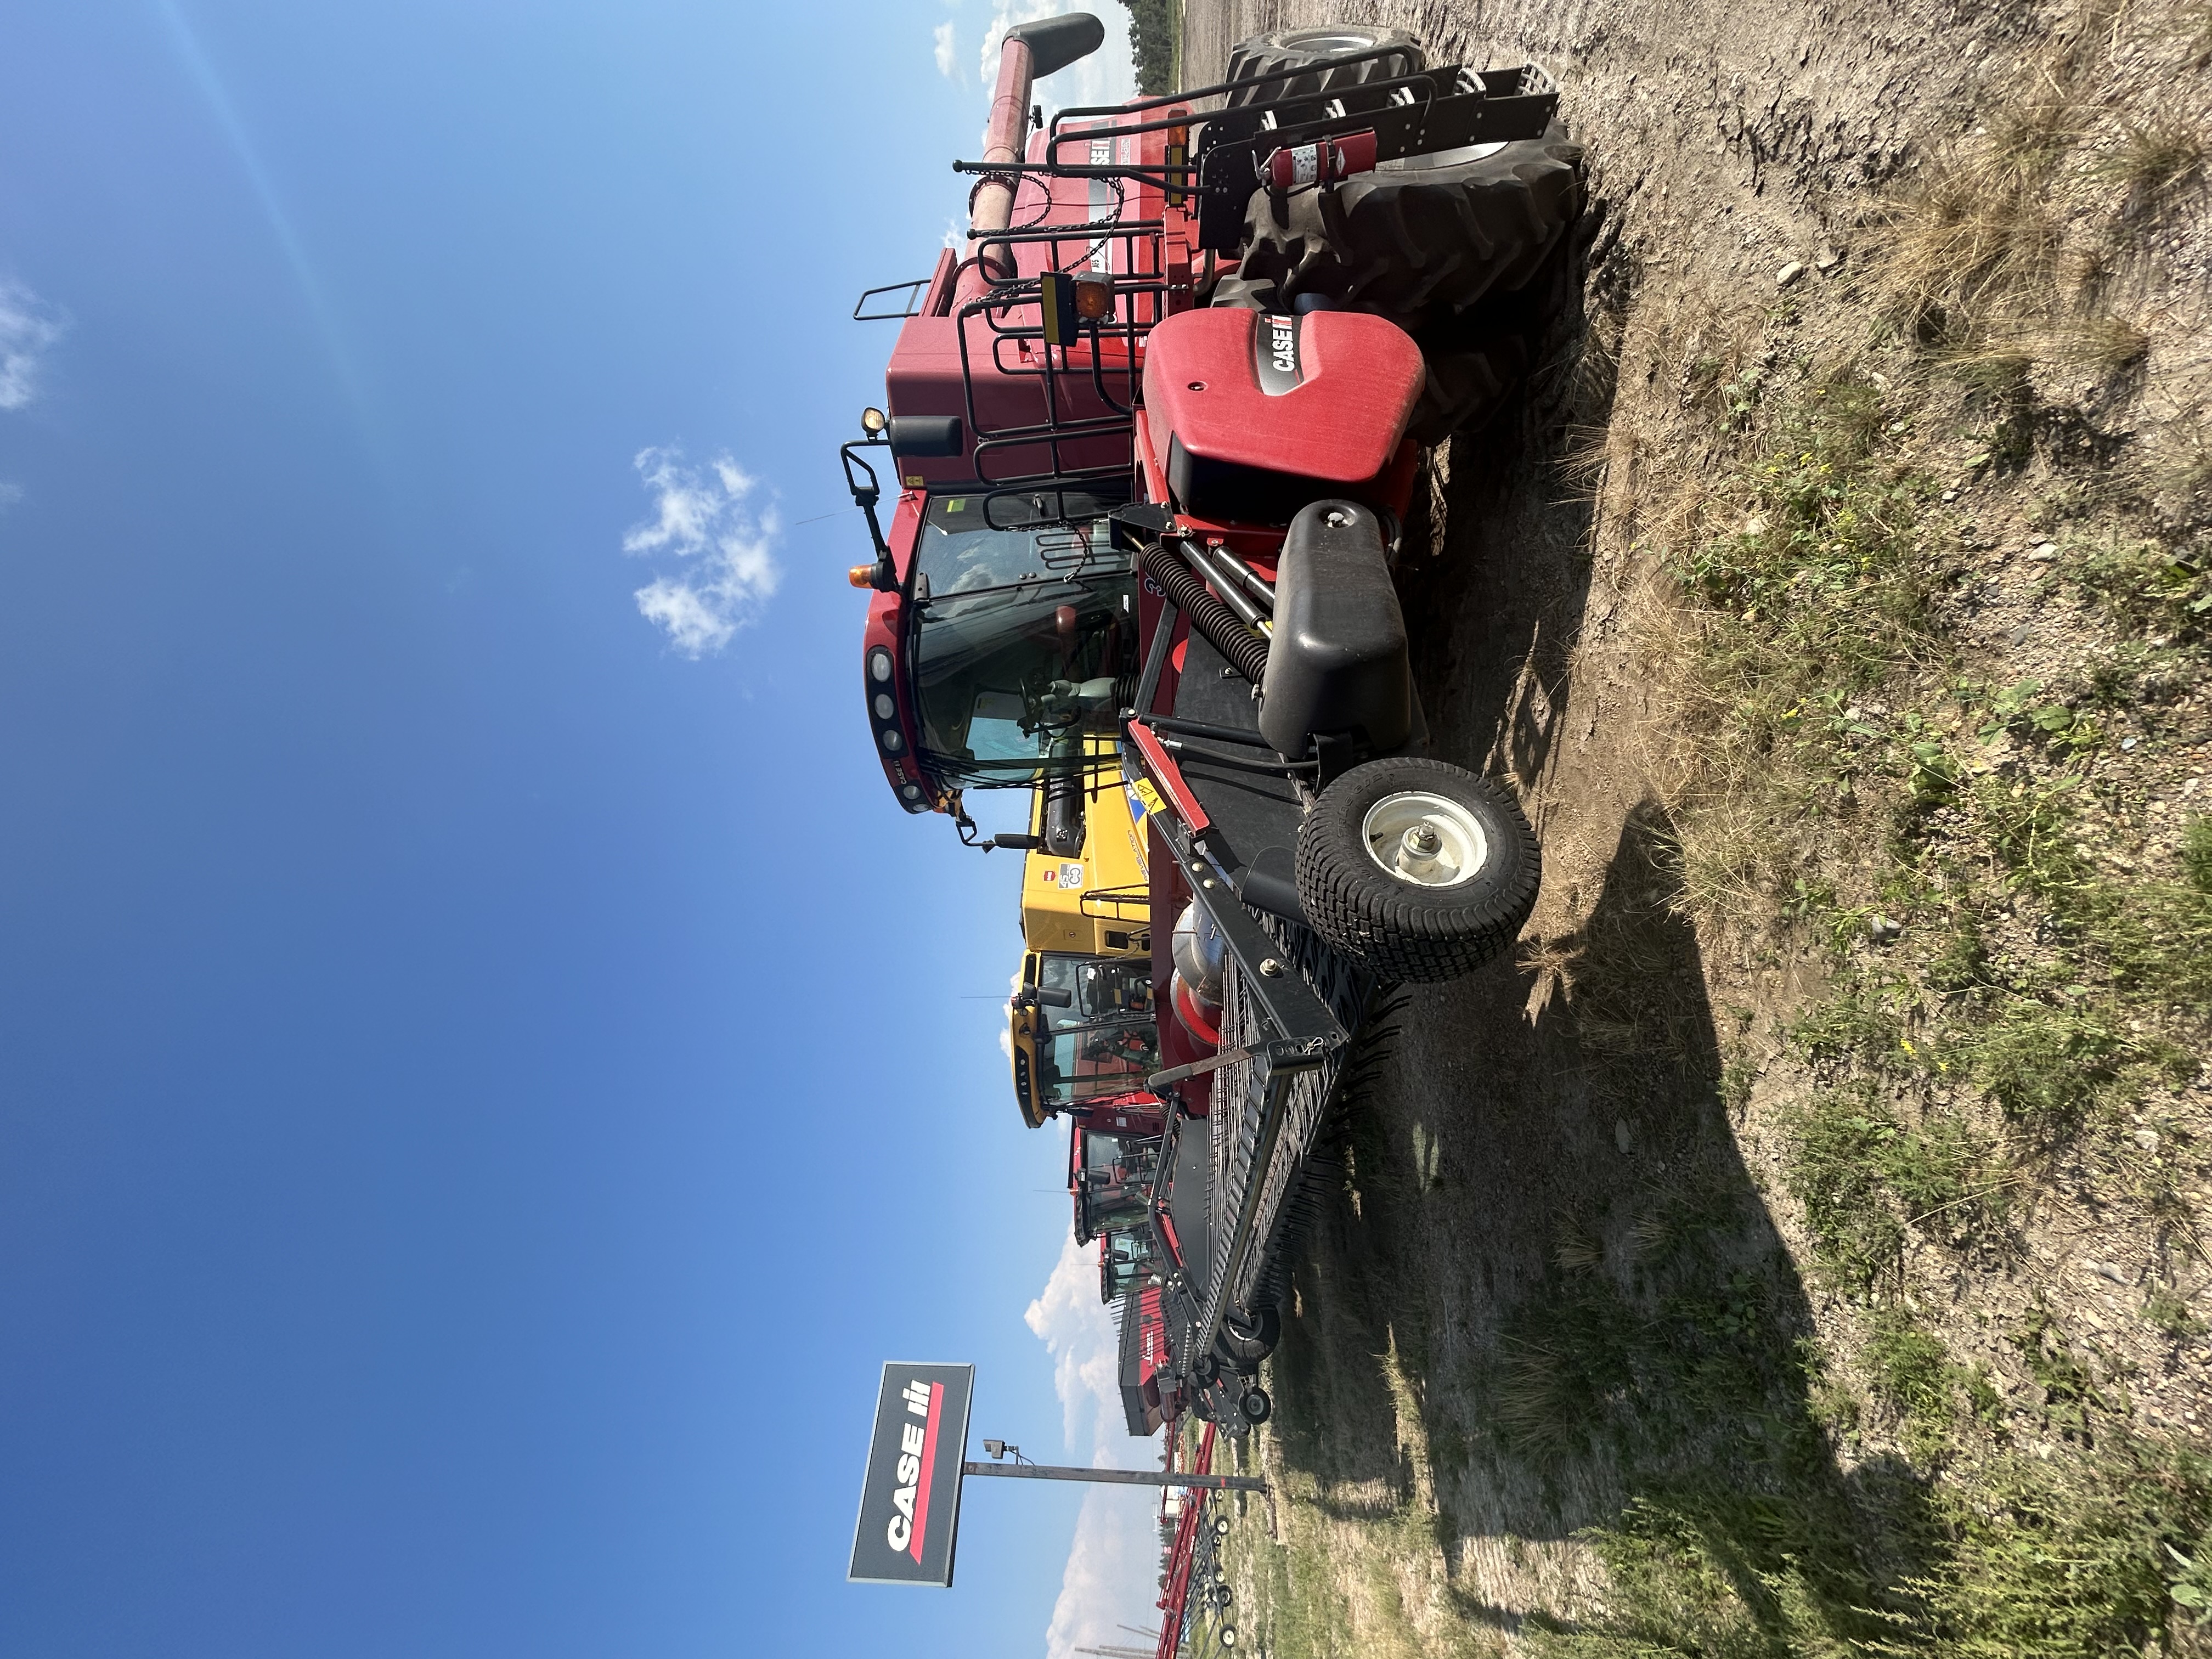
[[851, 278, 930, 321]]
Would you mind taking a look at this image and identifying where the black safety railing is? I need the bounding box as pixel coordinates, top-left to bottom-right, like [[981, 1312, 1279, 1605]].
[[953, 206, 1175, 503], [928, 53, 1559, 523], [1080, 884, 1150, 924], [852, 277, 932, 321]]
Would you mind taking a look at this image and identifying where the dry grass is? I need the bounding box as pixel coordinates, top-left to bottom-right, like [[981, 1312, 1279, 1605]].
[[2093, 116, 2207, 221], [1860, 13, 2188, 385]]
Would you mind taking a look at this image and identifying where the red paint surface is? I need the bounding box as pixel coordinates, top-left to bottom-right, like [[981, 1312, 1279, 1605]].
[[1125, 721, 1210, 836], [909, 1382, 943, 1563], [1141, 308, 1423, 487], [1172, 976, 1220, 1046]]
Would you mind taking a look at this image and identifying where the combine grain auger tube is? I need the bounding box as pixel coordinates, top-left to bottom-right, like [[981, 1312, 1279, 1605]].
[[842, 9, 1576, 1455]]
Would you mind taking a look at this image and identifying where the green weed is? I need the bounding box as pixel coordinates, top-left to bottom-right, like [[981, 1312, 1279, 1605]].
[[2064, 534, 2211, 641], [2183, 815, 2212, 894], [2143, 1281, 2207, 1341], [1786, 1085, 2004, 1293], [1896, 1437, 2212, 1657], [1864, 1307, 1961, 1461], [1787, 1087, 1909, 1295], [1965, 999, 2126, 1127]]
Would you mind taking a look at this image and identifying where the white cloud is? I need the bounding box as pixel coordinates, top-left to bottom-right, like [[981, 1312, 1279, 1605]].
[[1026, 1233, 1166, 1659], [1046, 1485, 1165, 1659], [0, 482, 21, 511], [1026, 1233, 1126, 1454], [934, 19, 961, 80], [998, 965, 1022, 1061], [0, 283, 65, 412], [623, 446, 781, 657], [978, 0, 1135, 123]]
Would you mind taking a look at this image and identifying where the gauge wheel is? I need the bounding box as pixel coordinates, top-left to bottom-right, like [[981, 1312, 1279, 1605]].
[[1214, 1514, 1232, 1537], [1220, 1624, 1238, 1647], [1238, 1385, 1273, 1425], [1213, 1305, 1280, 1370], [1296, 756, 1540, 983], [1221, 25, 1424, 108]]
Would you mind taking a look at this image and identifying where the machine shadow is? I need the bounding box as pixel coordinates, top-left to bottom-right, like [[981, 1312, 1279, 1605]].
[[1266, 803, 1936, 1632], [1254, 229, 1938, 1635]]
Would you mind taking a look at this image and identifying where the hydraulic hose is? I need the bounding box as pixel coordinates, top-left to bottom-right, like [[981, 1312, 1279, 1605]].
[[1142, 540, 1271, 690]]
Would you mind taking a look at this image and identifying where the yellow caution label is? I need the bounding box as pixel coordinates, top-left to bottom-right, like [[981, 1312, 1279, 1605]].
[[1130, 777, 1165, 816]]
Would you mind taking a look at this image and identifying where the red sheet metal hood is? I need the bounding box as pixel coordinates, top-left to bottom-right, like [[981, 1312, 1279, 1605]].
[[1141, 307, 1423, 488]]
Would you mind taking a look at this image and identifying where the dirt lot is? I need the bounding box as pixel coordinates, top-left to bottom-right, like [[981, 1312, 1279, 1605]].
[[1178, 1, 2212, 1653]]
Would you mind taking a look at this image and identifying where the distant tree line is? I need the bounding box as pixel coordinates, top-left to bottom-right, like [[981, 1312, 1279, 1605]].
[[1119, 0, 1176, 95]]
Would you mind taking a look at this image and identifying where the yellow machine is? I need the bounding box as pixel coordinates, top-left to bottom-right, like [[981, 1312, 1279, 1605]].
[[1017, 751, 1152, 958], [1008, 750, 1163, 1128]]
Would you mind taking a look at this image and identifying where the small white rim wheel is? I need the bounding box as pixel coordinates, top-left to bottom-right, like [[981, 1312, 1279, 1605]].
[[1296, 757, 1541, 982], [1284, 28, 1381, 52], [1215, 1515, 1232, 1536], [1220, 1626, 1237, 1647], [1361, 791, 1491, 888]]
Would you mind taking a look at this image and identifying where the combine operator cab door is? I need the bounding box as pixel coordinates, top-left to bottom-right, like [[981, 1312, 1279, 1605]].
[[1030, 953, 1159, 1107], [1099, 1228, 1160, 1303], [906, 491, 1136, 792], [1070, 1125, 1161, 1244], [1009, 950, 1163, 1128]]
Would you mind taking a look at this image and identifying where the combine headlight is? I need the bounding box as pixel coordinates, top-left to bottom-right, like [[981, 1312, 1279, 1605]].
[[873, 693, 895, 720], [880, 730, 904, 754], [868, 648, 892, 683]]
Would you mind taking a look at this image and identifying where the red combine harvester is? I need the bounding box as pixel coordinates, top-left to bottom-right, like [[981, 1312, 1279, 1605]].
[[843, 14, 1582, 1435]]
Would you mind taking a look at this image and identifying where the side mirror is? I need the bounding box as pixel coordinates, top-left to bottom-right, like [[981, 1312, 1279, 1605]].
[[886, 415, 964, 459], [992, 832, 1042, 850]]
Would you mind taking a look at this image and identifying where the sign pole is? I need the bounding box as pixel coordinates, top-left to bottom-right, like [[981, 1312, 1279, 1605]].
[[852, 1362, 1269, 1590], [960, 1462, 1265, 1492]]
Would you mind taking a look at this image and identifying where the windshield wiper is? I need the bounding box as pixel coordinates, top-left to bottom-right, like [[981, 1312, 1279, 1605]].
[[913, 566, 1120, 609]]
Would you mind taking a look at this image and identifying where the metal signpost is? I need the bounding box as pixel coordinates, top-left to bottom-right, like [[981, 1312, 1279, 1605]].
[[850, 1361, 1265, 1590]]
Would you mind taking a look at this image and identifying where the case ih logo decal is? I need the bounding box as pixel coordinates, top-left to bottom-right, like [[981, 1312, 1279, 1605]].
[[848, 1362, 973, 1587], [1254, 313, 1303, 397]]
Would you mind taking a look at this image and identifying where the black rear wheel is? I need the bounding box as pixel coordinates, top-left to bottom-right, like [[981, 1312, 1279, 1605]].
[[1296, 757, 1540, 982], [1234, 122, 1584, 317], [1220, 24, 1424, 107]]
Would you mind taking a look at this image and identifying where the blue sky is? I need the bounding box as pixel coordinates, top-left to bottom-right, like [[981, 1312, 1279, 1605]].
[[0, 3, 1154, 1655]]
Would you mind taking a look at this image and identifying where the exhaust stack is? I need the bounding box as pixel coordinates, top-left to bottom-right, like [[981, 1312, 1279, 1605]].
[[963, 13, 1106, 293]]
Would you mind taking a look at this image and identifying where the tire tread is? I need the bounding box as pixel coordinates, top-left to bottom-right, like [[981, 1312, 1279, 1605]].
[[1295, 757, 1541, 983]]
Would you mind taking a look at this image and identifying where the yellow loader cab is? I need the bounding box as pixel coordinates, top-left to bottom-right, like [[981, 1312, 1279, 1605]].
[[1008, 952, 1162, 1129], [1007, 748, 1163, 1128], [1017, 754, 1153, 959]]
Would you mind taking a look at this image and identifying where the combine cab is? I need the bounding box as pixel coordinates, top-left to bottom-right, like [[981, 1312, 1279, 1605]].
[[847, 12, 1583, 1436]]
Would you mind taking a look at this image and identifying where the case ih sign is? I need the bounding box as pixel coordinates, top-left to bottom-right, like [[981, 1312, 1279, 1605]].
[[848, 1362, 973, 1587]]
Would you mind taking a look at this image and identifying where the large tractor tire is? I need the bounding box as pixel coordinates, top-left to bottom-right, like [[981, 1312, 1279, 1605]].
[[1234, 123, 1585, 315], [1220, 24, 1424, 106], [1406, 324, 1531, 447], [1296, 756, 1540, 983]]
